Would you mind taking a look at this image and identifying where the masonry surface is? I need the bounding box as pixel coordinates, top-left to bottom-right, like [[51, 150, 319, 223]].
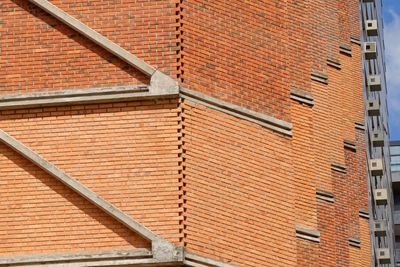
[[0, 0, 369, 266]]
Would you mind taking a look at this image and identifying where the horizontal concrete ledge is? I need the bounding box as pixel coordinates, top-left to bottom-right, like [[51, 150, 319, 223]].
[[184, 252, 237, 267], [0, 86, 179, 110], [359, 209, 370, 219], [0, 249, 152, 266], [355, 122, 365, 131], [344, 140, 357, 151], [348, 238, 361, 248], [180, 87, 293, 136], [295, 226, 320, 243], [311, 71, 328, 84], [331, 162, 347, 173], [350, 36, 361, 45], [327, 57, 342, 69], [11, 258, 181, 267], [339, 44, 352, 56], [290, 89, 314, 106], [316, 189, 335, 203]]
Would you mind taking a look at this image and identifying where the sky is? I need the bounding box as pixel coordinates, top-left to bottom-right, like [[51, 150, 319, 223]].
[[383, 0, 400, 140]]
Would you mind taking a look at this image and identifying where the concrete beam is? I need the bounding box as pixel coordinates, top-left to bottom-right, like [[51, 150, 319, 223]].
[[0, 249, 152, 266], [295, 226, 321, 243], [290, 88, 314, 106], [0, 129, 162, 242], [0, 85, 179, 110], [26, 0, 180, 93], [27, 0, 156, 76], [184, 252, 238, 267], [180, 87, 292, 136]]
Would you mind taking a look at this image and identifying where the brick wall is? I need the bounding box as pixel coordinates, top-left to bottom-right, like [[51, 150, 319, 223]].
[[0, 99, 182, 254], [181, 100, 296, 266], [0, 0, 371, 266]]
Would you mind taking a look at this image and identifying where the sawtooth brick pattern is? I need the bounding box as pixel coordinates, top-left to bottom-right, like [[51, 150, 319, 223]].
[[0, 99, 183, 245], [180, 1, 290, 121], [317, 199, 336, 267], [290, 100, 317, 229], [181, 100, 296, 267]]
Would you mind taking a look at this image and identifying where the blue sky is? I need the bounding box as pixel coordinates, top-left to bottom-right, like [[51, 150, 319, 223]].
[[383, 0, 400, 140]]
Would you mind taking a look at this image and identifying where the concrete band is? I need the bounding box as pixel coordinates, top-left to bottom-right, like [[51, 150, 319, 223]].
[[180, 87, 293, 136]]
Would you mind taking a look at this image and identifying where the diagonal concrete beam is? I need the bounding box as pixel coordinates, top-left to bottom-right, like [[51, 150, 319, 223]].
[[0, 129, 161, 242], [27, 0, 156, 77], [26, 0, 180, 95]]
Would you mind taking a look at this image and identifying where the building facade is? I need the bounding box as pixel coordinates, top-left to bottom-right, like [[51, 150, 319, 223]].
[[0, 0, 393, 266], [390, 141, 400, 265]]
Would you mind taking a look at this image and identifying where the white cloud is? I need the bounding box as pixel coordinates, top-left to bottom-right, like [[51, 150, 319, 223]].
[[384, 10, 400, 138]]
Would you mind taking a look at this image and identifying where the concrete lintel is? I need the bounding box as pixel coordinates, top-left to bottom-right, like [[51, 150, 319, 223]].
[[359, 209, 370, 219], [348, 238, 361, 248], [350, 36, 361, 45], [355, 122, 365, 131], [180, 87, 293, 136], [0, 85, 179, 110], [310, 71, 328, 84], [327, 57, 342, 69], [295, 226, 320, 243], [0, 249, 152, 266], [344, 140, 357, 151], [184, 252, 238, 267], [339, 44, 352, 56], [0, 129, 163, 242], [316, 189, 335, 203], [27, 0, 156, 76], [290, 88, 314, 106], [331, 162, 347, 173]]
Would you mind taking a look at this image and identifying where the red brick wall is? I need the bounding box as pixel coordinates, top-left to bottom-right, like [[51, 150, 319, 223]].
[[0, 0, 371, 266], [0, 99, 183, 253], [181, 1, 290, 121], [0, 0, 179, 95], [181, 100, 296, 266]]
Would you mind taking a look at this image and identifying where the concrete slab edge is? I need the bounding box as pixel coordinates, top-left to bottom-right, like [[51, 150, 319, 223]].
[[290, 89, 314, 106], [184, 252, 238, 267], [311, 71, 328, 84], [0, 86, 179, 110], [316, 189, 335, 203], [339, 44, 353, 56], [355, 122, 366, 131], [180, 87, 292, 136], [350, 36, 361, 45], [0, 249, 152, 265], [359, 209, 370, 219], [348, 238, 361, 248], [331, 162, 347, 173], [344, 140, 357, 151], [295, 226, 321, 243], [327, 57, 342, 69]]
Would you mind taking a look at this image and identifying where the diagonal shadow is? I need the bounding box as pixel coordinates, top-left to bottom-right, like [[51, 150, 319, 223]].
[[9, 0, 150, 85], [0, 142, 151, 251]]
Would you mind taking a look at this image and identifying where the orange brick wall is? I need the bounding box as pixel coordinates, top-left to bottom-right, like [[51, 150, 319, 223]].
[[180, 0, 290, 121], [0, 0, 371, 266], [181, 100, 296, 266], [0, 99, 183, 253]]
